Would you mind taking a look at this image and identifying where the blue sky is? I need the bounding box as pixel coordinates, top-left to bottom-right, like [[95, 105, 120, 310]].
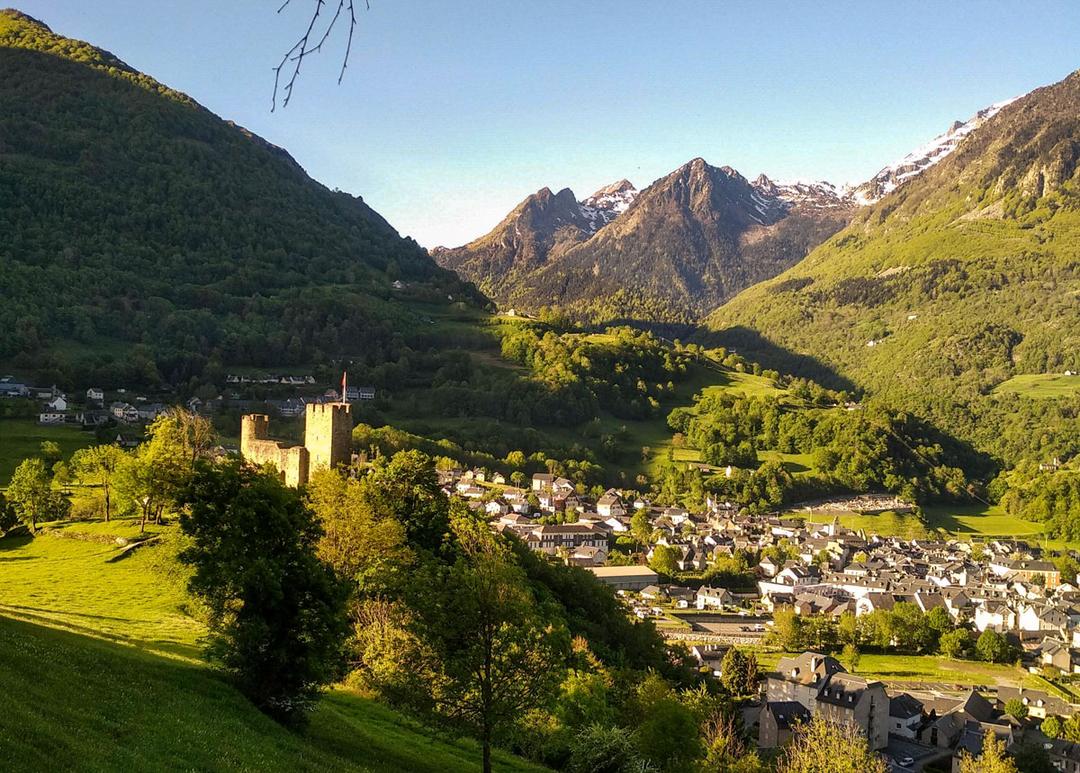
[[19, 1, 1080, 246]]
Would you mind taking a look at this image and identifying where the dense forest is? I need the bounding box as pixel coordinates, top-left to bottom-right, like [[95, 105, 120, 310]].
[[656, 385, 971, 513], [0, 11, 480, 387]]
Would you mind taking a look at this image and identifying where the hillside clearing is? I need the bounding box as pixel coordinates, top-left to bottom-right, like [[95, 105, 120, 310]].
[[0, 419, 95, 485], [993, 373, 1080, 399]]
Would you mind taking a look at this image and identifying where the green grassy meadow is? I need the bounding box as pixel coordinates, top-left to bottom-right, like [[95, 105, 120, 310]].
[[799, 502, 1065, 545], [993, 373, 1080, 399], [0, 418, 95, 485], [0, 521, 546, 772], [754, 650, 1036, 689]]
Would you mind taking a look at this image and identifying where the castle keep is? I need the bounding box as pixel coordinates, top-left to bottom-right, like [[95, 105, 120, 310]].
[[240, 402, 352, 486]]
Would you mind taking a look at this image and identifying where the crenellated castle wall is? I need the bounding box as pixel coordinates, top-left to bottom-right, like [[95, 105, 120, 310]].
[[239, 404, 351, 487]]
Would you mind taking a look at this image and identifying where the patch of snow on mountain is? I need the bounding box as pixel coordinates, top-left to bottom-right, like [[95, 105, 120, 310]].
[[752, 174, 851, 209], [851, 95, 1022, 204], [581, 179, 639, 215]]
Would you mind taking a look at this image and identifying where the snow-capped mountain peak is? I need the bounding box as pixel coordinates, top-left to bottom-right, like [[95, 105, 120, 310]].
[[578, 179, 639, 231], [850, 95, 1022, 204], [752, 174, 852, 210]]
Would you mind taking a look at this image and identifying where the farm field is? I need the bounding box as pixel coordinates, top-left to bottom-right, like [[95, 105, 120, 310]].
[[801, 503, 1062, 544], [754, 650, 1035, 690], [0, 418, 95, 485], [0, 521, 545, 773], [993, 373, 1080, 399]]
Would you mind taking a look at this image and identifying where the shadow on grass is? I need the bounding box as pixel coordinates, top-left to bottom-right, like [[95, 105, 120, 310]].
[[0, 604, 203, 661], [693, 325, 859, 393], [0, 533, 34, 551], [0, 613, 540, 772]]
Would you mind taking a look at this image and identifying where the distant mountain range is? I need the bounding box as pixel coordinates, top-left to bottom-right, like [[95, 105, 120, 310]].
[[434, 95, 1031, 321], [434, 159, 854, 320]]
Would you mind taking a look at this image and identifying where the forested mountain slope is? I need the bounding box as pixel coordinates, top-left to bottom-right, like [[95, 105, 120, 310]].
[[0, 10, 477, 387], [707, 68, 1080, 468]]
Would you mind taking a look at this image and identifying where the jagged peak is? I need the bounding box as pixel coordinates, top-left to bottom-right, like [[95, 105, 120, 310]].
[[588, 178, 636, 197]]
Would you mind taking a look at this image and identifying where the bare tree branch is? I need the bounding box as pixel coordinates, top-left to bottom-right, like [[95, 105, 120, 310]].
[[272, 0, 366, 111]]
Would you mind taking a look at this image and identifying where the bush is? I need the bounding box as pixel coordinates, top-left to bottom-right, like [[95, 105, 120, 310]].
[[568, 724, 641, 773]]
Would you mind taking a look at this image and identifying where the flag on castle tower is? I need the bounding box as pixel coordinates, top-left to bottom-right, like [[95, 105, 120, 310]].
[[341, 371, 348, 404]]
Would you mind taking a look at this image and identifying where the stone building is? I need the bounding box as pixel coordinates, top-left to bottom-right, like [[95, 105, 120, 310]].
[[240, 401, 352, 486], [813, 673, 890, 750]]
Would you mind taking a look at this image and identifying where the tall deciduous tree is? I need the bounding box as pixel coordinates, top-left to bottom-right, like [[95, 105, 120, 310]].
[[179, 461, 350, 727], [415, 510, 568, 773], [7, 457, 69, 532], [720, 648, 759, 696], [116, 412, 198, 532], [71, 445, 126, 521], [976, 629, 1015, 664]]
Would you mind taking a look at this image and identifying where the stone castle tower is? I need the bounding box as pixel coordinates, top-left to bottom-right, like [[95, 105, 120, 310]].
[[304, 402, 352, 473], [240, 399, 352, 487]]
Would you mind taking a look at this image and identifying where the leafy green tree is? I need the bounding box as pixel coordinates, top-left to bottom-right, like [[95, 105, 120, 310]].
[[71, 445, 126, 521], [1063, 713, 1080, 743], [631, 674, 702, 772], [927, 606, 953, 638], [1042, 715, 1062, 739], [957, 730, 1017, 773], [556, 669, 614, 731], [6, 457, 69, 532], [362, 450, 450, 553], [841, 642, 860, 673], [649, 544, 679, 577], [769, 605, 803, 651], [305, 467, 412, 591], [179, 461, 350, 727], [940, 628, 974, 659], [414, 510, 569, 773], [1005, 698, 1029, 719], [837, 612, 859, 646], [720, 648, 759, 696], [39, 440, 62, 467], [976, 629, 1015, 664], [778, 715, 887, 773], [117, 413, 192, 532], [630, 509, 652, 549], [888, 602, 935, 653]]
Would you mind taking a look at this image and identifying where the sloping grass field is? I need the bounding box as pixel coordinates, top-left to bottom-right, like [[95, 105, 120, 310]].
[[801, 503, 1061, 545], [993, 373, 1080, 399], [0, 418, 95, 484], [0, 520, 546, 772]]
